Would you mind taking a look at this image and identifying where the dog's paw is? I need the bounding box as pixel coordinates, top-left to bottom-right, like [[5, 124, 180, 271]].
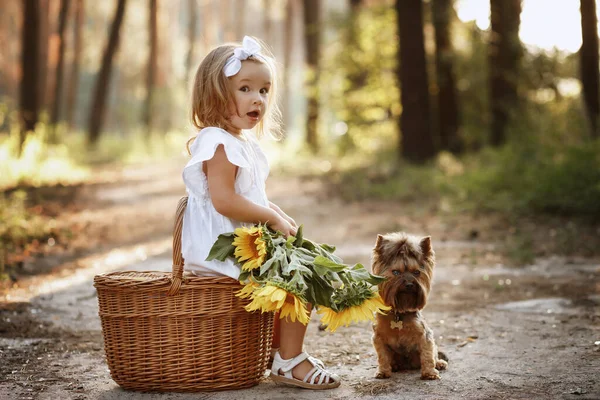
[[375, 370, 392, 379], [420, 368, 441, 380], [436, 359, 448, 370]]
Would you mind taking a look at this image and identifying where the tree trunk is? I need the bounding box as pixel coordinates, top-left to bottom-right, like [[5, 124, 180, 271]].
[[87, 0, 127, 146], [50, 0, 71, 138], [396, 0, 435, 162], [185, 0, 197, 85], [263, 0, 273, 44], [38, 0, 50, 114], [143, 0, 158, 134], [339, 0, 364, 154], [302, 0, 321, 152], [580, 0, 600, 139], [19, 0, 41, 153], [234, 0, 246, 40], [282, 0, 295, 133], [203, 0, 216, 49], [66, 0, 84, 130], [489, 0, 522, 146], [432, 0, 461, 153]]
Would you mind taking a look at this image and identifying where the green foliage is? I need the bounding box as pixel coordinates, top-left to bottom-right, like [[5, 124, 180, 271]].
[[0, 117, 188, 190], [0, 190, 55, 279], [0, 124, 89, 189], [322, 5, 400, 156]]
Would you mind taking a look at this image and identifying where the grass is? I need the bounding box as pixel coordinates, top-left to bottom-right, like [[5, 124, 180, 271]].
[[0, 124, 190, 190], [0, 123, 190, 281]]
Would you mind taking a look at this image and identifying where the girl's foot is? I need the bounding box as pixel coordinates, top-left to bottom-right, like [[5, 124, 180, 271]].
[[270, 351, 340, 390]]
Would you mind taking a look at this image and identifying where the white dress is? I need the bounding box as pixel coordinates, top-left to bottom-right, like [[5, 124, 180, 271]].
[[181, 127, 270, 280]]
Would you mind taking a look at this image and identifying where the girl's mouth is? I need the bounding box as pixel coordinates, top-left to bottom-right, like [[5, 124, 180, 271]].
[[247, 111, 260, 120]]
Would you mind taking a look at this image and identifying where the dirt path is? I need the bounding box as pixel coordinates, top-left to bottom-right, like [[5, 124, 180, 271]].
[[1, 160, 599, 400]]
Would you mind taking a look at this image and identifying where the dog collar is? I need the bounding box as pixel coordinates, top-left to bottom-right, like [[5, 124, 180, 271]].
[[391, 312, 406, 329]]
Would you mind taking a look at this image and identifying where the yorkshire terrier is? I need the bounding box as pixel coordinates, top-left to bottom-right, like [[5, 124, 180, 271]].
[[371, 232, 448, 380]]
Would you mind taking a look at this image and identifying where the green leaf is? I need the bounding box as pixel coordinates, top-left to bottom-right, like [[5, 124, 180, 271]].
[[293, 225, 304, 247], [305, 274, 334, 309], [238, 271, 250, 282], [313, 255, 348, 272], [342, 263, 387, 285], [205, 233, 235, 262], [259, 256, 277, 276], [319, 243, 337, 253], [300, 238, 317, 251]]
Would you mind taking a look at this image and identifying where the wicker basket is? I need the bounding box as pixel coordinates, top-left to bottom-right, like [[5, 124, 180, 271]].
[[94, 197, 274, 392]]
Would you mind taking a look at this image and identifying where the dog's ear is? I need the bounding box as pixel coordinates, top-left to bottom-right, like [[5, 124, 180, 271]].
[[375, 234, 385, 250], [420, 236, 432, 255]]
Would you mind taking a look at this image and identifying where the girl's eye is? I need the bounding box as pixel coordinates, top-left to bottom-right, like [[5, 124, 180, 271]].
[[392, 270, 400, 276], [260, 88, 269, 95], [413, 270, 421, 276], [240, 86, 249, 92]]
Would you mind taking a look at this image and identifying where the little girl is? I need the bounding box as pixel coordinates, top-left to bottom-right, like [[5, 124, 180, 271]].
[[181, 36, 340, 390]]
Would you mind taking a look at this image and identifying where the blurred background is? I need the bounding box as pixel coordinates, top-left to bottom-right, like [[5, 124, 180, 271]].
[[1, 0, 600, 278]]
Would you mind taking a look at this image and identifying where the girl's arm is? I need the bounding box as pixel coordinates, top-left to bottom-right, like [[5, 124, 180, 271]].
[[206, 145, 296, 236], [269, 201, 297, 229]]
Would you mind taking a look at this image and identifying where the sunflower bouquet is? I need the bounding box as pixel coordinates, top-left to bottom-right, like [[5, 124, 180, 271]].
[[206, 225, 390, 332]]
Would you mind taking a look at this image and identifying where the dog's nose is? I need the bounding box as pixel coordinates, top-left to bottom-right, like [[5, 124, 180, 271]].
[[405, 282, 414, 288]]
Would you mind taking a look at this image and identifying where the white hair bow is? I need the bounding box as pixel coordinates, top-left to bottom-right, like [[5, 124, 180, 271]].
[[223, 36, 264, 77]]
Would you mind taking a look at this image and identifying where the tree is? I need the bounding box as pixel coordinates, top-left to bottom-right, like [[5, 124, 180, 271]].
[[282, 0, 296, 132], [19, 0, 41, 153], [432, 0, 461, 153], [50, 0, 71, 138], [395, 0, 435, 162], [38, 0, 50, 113], [185, 0, 197, 84], [66, 0, 84, 130], [489, 0, 522, 146], [88, 0, 127, 146], [302, 0, 321, 152], [143, 0, 158, 133], [338, 0, 364, 154], [234, 0, 246, 40], [263, 0, 273, 44], [580, 0, 599, 139]]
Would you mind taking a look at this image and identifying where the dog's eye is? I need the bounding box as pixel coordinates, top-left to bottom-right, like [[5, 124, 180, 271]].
[[392, 270, 400, 276], [413, 270, 421, 276]]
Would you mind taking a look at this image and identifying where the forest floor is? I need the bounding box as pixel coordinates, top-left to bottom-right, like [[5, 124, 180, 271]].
[[0, 159, 599, 400]]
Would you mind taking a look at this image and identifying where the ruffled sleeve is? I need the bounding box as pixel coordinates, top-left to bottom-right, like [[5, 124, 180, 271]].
[[182, 127, 253, 197]]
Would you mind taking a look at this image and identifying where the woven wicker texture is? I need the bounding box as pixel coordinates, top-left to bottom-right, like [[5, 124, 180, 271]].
[[94, 197, 274, 392]]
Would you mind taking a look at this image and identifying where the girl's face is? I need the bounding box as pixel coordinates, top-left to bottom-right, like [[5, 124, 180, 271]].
[[227, 61, 272, 134]]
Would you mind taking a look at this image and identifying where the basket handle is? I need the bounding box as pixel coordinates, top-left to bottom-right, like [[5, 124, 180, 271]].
[[168, 196, 188, 295]]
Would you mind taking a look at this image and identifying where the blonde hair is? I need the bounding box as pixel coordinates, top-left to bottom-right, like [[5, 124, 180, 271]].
[[188, 37, 282, 152]]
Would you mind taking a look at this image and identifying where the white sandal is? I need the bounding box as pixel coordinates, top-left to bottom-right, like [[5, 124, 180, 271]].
[[269, 348, 325, 369], [270, 351, 341, 390]]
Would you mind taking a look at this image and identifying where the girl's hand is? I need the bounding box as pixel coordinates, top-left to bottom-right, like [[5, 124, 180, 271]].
[[269, 215, 297, 237], [269, 202, 297, 231], [284, 214, 297, 230]]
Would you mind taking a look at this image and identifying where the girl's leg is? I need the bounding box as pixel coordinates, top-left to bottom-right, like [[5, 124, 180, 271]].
[[272, 312, 280, 349], [277, 316, 314, 379]]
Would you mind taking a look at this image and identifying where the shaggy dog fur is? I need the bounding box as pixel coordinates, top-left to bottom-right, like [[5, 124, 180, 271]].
[[371, 232, 448, 380]]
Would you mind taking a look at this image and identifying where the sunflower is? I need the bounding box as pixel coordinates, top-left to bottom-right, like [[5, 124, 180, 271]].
[[244, 283, 310, 324], [236, 280, 260, 299], [244, 284, 288, 313], [232, 226, 268, 271], [317, 293, 390, 333], [279, 294, 310, 325]]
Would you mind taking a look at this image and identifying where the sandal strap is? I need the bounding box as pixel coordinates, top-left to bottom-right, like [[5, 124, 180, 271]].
[[303, 364, 333, 385], [278, 352, 310, 373], [308, 355, 324, 368]]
